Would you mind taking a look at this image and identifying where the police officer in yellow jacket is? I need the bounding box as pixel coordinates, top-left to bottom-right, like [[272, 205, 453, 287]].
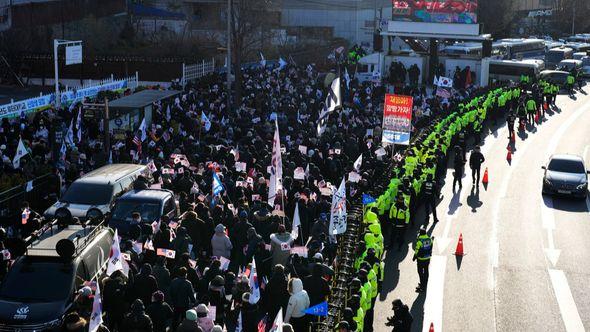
[[413, 226, 434, 292], [389, 194, 410, 250]]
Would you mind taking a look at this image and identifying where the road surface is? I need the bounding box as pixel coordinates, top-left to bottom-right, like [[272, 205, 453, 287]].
[[374, 87, 590, 332]]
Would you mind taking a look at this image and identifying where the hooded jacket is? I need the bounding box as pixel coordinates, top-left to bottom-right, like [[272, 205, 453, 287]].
[[211, 224, 233, 259], [284, 278, 310, 322]]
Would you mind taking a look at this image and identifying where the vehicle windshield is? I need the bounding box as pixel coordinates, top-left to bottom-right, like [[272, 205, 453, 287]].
[[546, 52, 565, 64], [548, 159, 586, 173], [61, 183, 113, 205], [0, 261, 72, 302], [111, 201, 161, 222]]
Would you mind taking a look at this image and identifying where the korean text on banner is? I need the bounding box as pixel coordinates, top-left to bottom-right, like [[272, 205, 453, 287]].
[[382, 94, 413, 146]]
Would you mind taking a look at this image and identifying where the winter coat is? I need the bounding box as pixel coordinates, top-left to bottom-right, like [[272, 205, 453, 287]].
[[176, 319, 202, 332], [146, 302, 173, 332], [169, 276, 196, 309], [211, 232, 233, 259], [269, 232, 294, 267], [391, 304, 413, 332], [263, 273, 289, 320], [284, 278, 310, 322], [132, 272, 159, 306], [303, 272, 330, 306], [122, 312, 153, 332]]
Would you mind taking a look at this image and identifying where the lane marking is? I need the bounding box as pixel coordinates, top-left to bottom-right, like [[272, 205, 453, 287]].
[[541, 196, 560, 267], [422, 255, 447, 332], [548, 269, 585, 332]]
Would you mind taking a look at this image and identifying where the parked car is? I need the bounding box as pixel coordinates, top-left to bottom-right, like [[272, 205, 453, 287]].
[[542, 154, 589, 198], [44, 164, 151, 222], [108, 189, 178, 235], [0, 223, 113, 331]]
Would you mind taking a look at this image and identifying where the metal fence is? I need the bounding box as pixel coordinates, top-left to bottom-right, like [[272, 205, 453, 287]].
[[181, 58, 215, 87]]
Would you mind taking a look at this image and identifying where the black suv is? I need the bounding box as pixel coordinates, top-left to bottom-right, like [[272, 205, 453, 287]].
[[108, 189, 178, 235], [0, 223, 113, 331]]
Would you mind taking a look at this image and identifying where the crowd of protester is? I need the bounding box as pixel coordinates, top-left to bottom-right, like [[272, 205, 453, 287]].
[[0, 56, 512, 332]]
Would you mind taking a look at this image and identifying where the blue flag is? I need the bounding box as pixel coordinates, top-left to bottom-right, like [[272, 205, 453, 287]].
[[362, 194, 376, 205], [304, 301, 328, 316], [212, 172, 224, 195]]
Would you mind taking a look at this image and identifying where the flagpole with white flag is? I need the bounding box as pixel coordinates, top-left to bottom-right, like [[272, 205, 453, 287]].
[[353, 153, 363, 172], [139, 117, 147, 142], [317, 76, 341, 136], [270, 308, 283, 332], [268, 121, 283, 208], [88, 281, 103, 332], [107, 229, 124, 276], [12, 138, 29, 169], [260, 52, 266, 67], [249, 257, 261, 304], [291, 201, 301, 243], [329, 177, 347, 236]]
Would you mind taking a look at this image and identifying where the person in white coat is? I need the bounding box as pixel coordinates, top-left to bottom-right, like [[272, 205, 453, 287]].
[[284, 278, 310, 332]]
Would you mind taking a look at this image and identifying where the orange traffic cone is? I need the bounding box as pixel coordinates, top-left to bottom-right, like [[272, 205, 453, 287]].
[[429, 322, 435, 332], [482, 168, 489, 184], [544, 102, 548, 111], [507, 147, 512, 162], [455, 233, 464, 256], [535, 111, 540, 123]]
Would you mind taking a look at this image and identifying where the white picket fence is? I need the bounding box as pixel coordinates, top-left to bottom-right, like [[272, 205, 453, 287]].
[[181, 58, 215, 87]]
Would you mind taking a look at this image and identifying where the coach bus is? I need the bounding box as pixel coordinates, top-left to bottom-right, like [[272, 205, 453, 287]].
[[546, 47, 574, 69], [488, 59, 545, 83]]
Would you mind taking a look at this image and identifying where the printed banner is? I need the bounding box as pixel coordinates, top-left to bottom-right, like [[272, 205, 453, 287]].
[[382, 94, 413, 145], [0, 79, 129, 119]]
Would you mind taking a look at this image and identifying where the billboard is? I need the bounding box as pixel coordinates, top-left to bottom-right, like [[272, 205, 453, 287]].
[[392, 0, 478, 24], [382, 94, 413, 145]]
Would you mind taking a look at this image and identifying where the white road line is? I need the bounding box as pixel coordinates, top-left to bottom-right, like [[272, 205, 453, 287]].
[[548, 269, 586, 332], [423, 255, 447, 332]]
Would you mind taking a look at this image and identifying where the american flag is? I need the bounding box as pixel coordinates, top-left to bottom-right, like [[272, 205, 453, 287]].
[[133, 134, 142, 157]]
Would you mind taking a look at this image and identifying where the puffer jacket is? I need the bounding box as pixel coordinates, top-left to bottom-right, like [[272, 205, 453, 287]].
[[269, 232, 293, 267], [284, 278, 310, 322]]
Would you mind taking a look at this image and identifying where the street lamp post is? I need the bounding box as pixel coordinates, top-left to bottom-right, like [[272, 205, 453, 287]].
[[53, 39, 83, 109]]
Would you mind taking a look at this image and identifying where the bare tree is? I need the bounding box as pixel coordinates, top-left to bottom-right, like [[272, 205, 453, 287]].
[[229, 0, 279, 104]]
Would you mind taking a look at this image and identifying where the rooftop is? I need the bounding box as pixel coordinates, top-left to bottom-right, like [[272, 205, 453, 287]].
[[108, 89, 181, 110]]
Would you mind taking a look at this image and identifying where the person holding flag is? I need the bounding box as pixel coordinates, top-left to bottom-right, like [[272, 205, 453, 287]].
[[12, 138, 29, 169]]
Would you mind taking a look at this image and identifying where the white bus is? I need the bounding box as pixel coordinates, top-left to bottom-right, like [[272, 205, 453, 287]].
[[489, 59, 545, 83], [442, 42, 503, 59], [546, 47, 574, 69], [494, 38, 546, 60], [567, 34, 590, 43], [564, 42, 590, 53]]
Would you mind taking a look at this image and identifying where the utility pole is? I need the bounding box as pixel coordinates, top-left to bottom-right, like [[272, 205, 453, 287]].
[[226, 0, 232, 112], [571, 0, 575, 35]]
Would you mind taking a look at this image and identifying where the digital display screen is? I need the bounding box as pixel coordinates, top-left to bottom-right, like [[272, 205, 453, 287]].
[[392, 0, 478, 24]]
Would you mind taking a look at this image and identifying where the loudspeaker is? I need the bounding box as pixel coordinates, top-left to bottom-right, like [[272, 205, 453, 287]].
[[482, 40, 492, 57], [373, 33, 383, 52]]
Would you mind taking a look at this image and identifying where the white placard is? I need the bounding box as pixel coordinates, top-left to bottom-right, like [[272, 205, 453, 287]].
[[66, 45, 83, 65], [294, 167, 305, 180]]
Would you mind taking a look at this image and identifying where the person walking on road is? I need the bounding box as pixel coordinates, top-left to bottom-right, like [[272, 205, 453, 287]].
[[422, 174, 439, 224], [506, 110, 516, 139], [413, 226, 433, 293], [525, 95, 537, 125], [469, 146, 485, 185], [453, 145, 465, 192], [385, 299, 413, 332], [388, 194, 410, 250]]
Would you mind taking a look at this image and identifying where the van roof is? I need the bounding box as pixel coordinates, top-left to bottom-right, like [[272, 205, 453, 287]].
[[78, 164, 146, 184], [118, 189, 173, 203]]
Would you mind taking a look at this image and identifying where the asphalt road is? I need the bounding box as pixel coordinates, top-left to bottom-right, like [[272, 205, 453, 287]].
[[373, 86, 590, 332]]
